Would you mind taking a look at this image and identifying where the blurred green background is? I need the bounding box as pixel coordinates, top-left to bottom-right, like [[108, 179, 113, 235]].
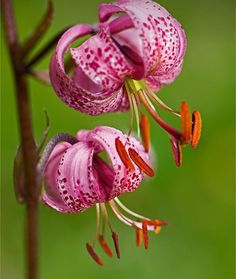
[[1, 0, 234, 278]]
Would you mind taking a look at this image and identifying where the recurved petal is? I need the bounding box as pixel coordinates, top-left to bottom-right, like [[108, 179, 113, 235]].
[[145, 61, 183, 92], [42, 142, 73, 213], [70, 26, 134, 93], [49, 24, 126, 115], [56, 141, 107, 212], [99, 0, 186, 86]]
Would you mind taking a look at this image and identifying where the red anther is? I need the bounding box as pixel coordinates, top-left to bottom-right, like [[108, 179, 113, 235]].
[[180, 102, 192, 144], [115, 137, 135, 170], [170, 136, 182, 167], [98, 235, 113, 258], [140, 114, 150, 152], [136, 228, 143, 247], [112, 232, 120, 258], [86, 243, 103, 266], [146, 220, 168, 227], [142, 221, 149, 249], [128, 148, 154, 177], [191, 111, 202, 148], [154, 220, 168, 226]]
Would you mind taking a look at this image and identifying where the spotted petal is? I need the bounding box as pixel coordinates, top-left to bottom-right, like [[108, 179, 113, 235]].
[[42, 142, 73, 213], [43, 126, 150, 213], [70, 26, 134, 94], [99, 0, 187, 89], [50, 24, 126, 115]]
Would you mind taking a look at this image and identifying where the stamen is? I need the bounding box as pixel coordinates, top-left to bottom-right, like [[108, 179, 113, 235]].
[[136, 228, 143, 246], [153, 220, 168, 226], [125, 80, 141, 137], [138, 90, 182, 140], [115, 138, 134, 170], [126, 88, 134, 136], [112, 232, 120, 258], [100, 203, 113, 233], [98, 235, 113, 258], [114, 197, 150, 221], [109, 200, 166, 232], [180, 102, 192, 144], [128, 148, 154, 177], [101, 203, 120, 258], [170, 136, 182, 167], [142, 221, 149, 249], [86, 243, 103, 266], [144, 85, 180, 117], [93, 204, 101, 247], [130, 93, 141, 137], [191, 111, 202, 148], [109, 200, 134, 227], [140, 114, 150, 152]]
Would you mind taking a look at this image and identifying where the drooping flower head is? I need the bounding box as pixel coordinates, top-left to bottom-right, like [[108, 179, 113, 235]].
[[41, 126, 166, 265], [50, 0, 202, 166]]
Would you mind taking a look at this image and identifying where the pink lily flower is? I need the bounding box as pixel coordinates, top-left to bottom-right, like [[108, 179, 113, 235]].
[[50, 0, 186, 115], [41, 126, 166, 265], [50, 0, 202, 166]]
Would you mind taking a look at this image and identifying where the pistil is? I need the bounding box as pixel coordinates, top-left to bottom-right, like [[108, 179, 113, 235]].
[[138, 89, 183, 140]]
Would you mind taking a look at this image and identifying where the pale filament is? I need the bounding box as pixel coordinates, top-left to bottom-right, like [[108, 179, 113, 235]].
[[93, 203, 101, 247], [144, 84, 180, 117], [100, 203, 113, 234], [130, 93, 140, 137], [109, 200, 156, 231], [114, 197, 150, 221], [125, 81, 140, 137], [108, 200, 133, 227], [126, 88, 134, 136]]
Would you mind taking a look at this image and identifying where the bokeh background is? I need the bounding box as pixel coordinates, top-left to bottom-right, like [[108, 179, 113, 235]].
[[1, 0, 234, 278]]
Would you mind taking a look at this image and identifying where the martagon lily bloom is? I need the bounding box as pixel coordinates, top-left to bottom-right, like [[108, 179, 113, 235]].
[[50, 0, 202, 166], [40, 126, 167, 265]]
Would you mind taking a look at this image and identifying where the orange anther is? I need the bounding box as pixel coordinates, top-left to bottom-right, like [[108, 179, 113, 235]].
[[112, 232, 120, 259], [191, 111, 202, 148], [170, 136, 182, 167], [140, 114, 150, 152], [86, 243, 103, 266], [115, 138, 134, 170], [98, 235, 113, 258], [142, 221, 149, 249], [136, 228, 143, 247], [180, 102, 192, 144], [128, 148, 154, 177]]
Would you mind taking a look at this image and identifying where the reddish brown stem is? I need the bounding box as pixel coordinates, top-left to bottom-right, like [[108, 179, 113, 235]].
[[1, 1, 38, 279]]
